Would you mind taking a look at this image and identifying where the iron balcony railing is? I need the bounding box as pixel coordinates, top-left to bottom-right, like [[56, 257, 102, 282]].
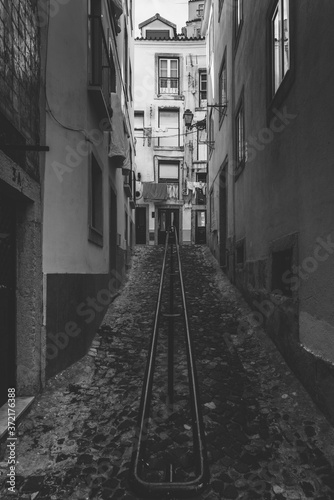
[[88, 15, 116, 109], [130, 227, 209, 498], [159, 77, 179, 95]]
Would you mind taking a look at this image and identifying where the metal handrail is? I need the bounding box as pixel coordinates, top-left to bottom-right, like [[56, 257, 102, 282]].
[[130, 227, 209, 498]]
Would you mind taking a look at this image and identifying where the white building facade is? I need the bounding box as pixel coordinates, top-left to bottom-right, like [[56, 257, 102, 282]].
[[134, 6, 207, 245], [42, 0, 135, 378]]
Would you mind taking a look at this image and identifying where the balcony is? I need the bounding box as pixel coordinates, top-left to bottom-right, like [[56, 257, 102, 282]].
[[158, 77, 179, 95], [88, 15, 116, 120]]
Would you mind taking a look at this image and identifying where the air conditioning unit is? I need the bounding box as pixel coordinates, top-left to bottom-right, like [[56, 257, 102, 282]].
[[136, 181, 143, 200]]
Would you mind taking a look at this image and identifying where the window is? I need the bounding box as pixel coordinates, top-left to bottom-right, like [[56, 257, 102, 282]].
[[134, 111, 144, 130], [129, 62, 133, 102], [219, 0, 224, 19], [159, 58, 179, 95], [199, 71, 207, 106], [234, 0, 243, 41], [147, 30, 170, 39], [208, 110, 214, 159], [129, 0, 133, 31], [219, 56, 227, 123], [235, 97, 245, 175], [158, 108, 180, 147], [197, 4, 204, 18], [89, 2, 116, 104], [197, 129, 207, 160], [271, 0, 290, 96], [196, 173, 206, 205], [158, 161, 179, 183], [89, 154, 103, 246], [124, 25, 129, 100]]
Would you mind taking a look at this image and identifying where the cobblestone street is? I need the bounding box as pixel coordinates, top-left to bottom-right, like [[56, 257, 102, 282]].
[[1, 245, 334, 499]]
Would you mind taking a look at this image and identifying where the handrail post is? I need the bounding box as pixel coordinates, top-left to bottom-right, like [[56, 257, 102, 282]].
[[167, 226, 174, 409]]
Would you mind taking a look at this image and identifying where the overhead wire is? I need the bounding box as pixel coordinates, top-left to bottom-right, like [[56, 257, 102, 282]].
[[134, 128, 203, 140], [43, 1, 135, 146], [44, 0, 88, 138]]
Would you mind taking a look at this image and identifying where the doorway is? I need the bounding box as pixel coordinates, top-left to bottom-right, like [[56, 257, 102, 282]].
[[0, 196, 16, 406], [158, 208, 179, 244], [110, 187, 117, 274], [136, 207, 147, 244], [195, 211, 206, 244]]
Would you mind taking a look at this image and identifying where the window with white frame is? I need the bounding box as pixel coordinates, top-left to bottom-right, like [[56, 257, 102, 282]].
[[158, 58, 179, 95], [158, 108, 180, 147], [134, 111, 144, 130], [199, 70, 207, 106], [272, 0, 290, 96], [197, 3, 204, 18], [197, 129, 207, 161], [158, 161, 179, 183]]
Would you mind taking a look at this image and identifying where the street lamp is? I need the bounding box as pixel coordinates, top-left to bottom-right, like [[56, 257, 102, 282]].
[[183, 109, 194, 130], [183, 109, 206, 131]]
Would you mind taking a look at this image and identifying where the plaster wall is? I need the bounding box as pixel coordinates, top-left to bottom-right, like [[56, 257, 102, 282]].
[[232, 0, 334, 364], [134, 38, 206, 245], [204, 0, 334, 421], [205, 0, 234, 265]]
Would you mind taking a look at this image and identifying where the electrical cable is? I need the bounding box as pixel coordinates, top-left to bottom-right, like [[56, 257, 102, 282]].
[[44, 0, 88, 138], [134, 128, 201, 140], [44, 1, 134, 146]]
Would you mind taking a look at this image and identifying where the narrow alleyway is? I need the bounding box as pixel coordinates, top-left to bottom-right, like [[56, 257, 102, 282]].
[[1, 245, 334, 500]]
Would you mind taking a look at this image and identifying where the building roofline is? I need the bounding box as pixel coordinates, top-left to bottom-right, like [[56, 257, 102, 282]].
[[138, 13, 177, 30], [134, 36, 206, 42]]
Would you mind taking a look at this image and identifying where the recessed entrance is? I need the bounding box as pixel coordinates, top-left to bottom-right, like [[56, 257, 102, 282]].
[[0, 196, 16, 406], [158, 208, 179, 244], [195, 211, 206, 244], [136, 207, 147, 244]]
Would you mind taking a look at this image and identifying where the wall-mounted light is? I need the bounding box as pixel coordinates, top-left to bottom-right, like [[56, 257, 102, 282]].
[[183, 109, 206, 130]]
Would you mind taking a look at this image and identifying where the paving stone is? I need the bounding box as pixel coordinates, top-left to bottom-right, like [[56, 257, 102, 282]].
[[1, 246, 334, 500], [223, 484, 239, 499]]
